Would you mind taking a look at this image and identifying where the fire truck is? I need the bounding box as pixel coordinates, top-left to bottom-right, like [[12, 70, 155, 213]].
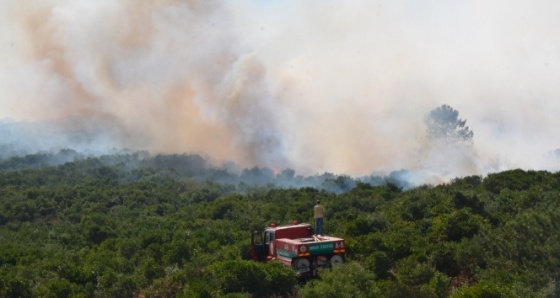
[[251, 222, 346, 277]]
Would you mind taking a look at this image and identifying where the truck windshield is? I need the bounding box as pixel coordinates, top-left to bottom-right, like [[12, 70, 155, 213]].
[[264, 231, 274, 244], [253, 231, 262, 245]]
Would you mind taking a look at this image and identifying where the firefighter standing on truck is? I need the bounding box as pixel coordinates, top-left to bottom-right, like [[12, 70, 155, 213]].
[[314, 200, 325, 235]]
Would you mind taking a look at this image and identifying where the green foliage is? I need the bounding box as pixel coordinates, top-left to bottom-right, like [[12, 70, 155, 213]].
[[394, 256, 435, 286], [365, 251, 392, 279], [206, 260, 297, 297], [483, 169, 553, 194], [208, 260, 268, 296], [450, 281, 514, 298], [301, 262, 379, 298], [430, 209, 483, 242], [429, 271, 451, 298], [1, 153, 560, 297]]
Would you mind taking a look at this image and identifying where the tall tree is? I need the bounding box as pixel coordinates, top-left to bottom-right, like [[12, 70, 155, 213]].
[[425, 105, 473, 146]]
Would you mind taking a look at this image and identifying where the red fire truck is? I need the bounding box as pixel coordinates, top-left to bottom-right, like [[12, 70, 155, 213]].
[[251, 222, 346, 277]]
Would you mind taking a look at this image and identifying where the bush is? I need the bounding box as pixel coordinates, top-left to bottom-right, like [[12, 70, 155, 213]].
[[207, 260, 297, 297], [301, 262, 378, 298], [365, 251, 391, 279], [263, 261, 298, 297], [450, 281, 514, 298]]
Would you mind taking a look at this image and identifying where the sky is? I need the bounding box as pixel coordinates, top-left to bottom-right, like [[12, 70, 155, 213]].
[[1, 0, 560, 183]]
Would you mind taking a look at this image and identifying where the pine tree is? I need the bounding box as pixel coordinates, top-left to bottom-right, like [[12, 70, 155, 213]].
[[425, 104, 473, 146]]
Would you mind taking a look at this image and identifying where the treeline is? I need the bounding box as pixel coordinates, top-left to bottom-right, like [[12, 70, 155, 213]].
[[0, 149, 411, 192], [1, 153, 560, 297]]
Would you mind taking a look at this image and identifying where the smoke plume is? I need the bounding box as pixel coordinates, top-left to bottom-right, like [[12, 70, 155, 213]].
[[2, 0, 560, 184]]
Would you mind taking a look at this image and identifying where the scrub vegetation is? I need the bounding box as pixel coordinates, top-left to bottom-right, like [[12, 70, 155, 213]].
[[1, 152, 559, 297]]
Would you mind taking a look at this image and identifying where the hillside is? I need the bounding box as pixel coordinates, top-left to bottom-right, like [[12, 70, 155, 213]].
[[1, 152, 560, 297]]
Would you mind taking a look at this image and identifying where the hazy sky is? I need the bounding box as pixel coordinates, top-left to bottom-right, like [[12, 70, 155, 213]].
[[1, 0, 560, 182]]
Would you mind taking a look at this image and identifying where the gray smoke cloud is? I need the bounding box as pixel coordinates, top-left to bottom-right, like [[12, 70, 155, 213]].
[[1, 0, 560, 184]]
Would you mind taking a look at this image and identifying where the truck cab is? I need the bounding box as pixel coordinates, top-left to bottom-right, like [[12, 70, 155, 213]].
[[252, 223, 314, 261]]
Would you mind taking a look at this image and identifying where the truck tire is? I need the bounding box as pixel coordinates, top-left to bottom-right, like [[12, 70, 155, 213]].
[[293, 258, 311, 274], [330, 255, 344, 266]]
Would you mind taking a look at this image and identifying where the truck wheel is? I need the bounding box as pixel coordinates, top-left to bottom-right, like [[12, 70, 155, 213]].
[[293, 258, 311, 274], [330, 255, 344, 266]]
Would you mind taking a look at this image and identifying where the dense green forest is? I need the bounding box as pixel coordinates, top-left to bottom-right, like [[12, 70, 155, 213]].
[[1, 151, 560, 297]]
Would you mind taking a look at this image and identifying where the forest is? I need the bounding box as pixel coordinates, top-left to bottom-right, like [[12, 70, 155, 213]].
[[1, 151, 560, 297]]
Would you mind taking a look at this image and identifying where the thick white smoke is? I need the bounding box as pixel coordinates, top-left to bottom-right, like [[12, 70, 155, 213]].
[[1, 0, 560, 183]]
